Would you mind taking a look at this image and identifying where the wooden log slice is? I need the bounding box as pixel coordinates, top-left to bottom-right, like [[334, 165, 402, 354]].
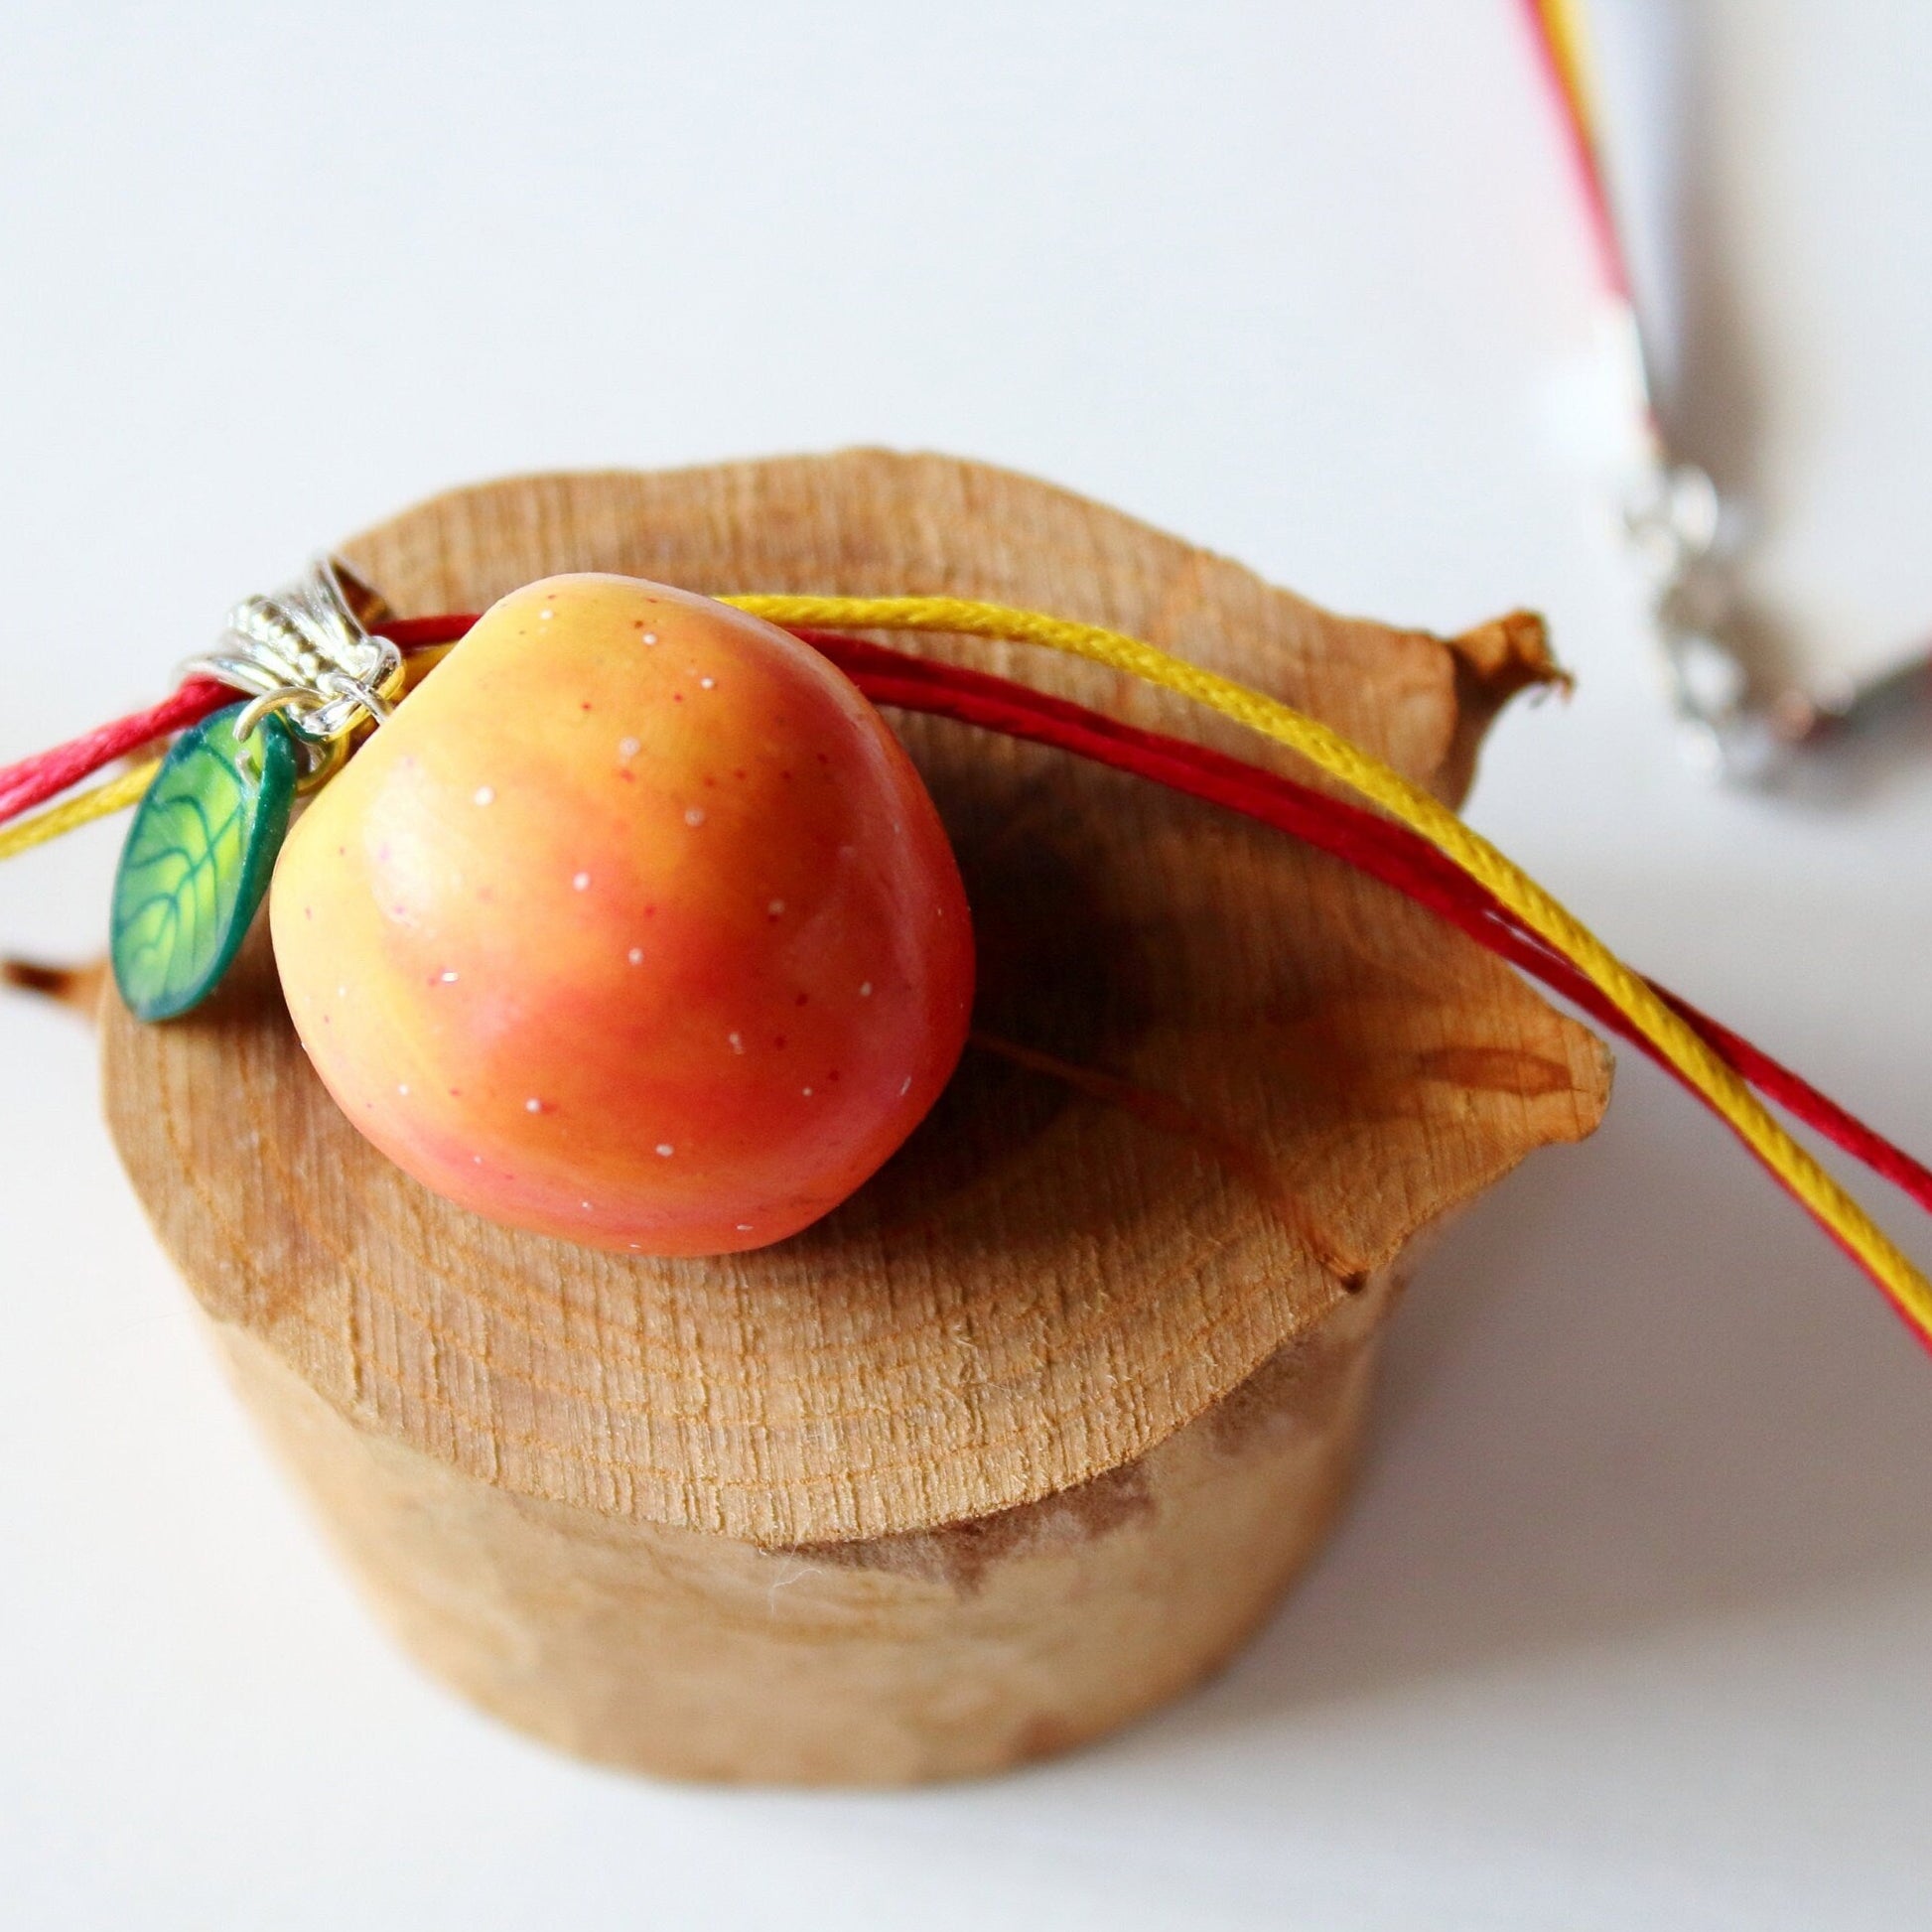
[[99, 453, 1610, 1780]]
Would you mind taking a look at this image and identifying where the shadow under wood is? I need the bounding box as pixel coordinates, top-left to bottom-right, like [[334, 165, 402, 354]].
[[1093, 1019, 1932, 1748]]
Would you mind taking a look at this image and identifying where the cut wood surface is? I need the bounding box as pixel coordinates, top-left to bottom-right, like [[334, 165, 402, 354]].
[[213, 1258, 1409, 1783], [102, 452, 1611, 1549]]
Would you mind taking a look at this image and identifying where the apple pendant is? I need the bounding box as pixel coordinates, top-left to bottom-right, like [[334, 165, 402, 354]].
[[269, 575, 974, 1254]]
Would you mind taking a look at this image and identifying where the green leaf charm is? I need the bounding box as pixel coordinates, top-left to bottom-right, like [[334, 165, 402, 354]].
[[111, 702, 298, 1021]]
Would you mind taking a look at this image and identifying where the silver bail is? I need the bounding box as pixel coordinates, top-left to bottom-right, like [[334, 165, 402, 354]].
[[183, 557, 405, 753]]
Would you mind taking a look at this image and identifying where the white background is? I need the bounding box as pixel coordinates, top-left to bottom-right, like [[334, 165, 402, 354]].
[[3, 3, 1930, 1927]]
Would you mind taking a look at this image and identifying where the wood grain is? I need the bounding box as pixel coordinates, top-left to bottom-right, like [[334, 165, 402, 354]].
[[102, 452, 1611, 1549], [212, 1258, 1404, 1783]]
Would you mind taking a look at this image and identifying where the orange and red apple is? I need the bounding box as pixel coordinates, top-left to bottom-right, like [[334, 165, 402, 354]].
[[270, 574, 973, 1254]]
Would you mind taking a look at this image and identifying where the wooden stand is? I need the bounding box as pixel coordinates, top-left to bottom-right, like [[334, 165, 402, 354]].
[[99, 454, 1609, 1783]]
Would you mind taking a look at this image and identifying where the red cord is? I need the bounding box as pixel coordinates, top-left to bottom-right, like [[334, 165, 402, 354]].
[[817, 638, 1932, 1342], [794, 629, 1932, 1223], [6, 613, 1927, 1244], [380, 615, 481, 648], [1517, 0, 1632, 301], [0, 680, 230, 823]]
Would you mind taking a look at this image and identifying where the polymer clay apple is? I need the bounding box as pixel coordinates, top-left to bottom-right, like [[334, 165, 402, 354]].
[[269, 574, 974, 1254]]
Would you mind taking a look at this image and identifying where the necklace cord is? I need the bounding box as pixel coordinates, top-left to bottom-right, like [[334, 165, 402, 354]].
[[3, 595, 1927, 1348]]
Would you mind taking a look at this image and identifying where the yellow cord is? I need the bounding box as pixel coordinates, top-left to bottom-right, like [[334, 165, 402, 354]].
[[0, 759, 162, 863], [726, 593, 1932, 1332]]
